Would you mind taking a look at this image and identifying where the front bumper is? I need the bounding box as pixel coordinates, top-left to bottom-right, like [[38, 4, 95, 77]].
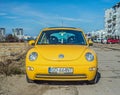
[[26, 65, 97, 81]]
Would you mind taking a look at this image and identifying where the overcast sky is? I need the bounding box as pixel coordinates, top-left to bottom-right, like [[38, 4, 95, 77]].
[[0, 0, 119, 36]]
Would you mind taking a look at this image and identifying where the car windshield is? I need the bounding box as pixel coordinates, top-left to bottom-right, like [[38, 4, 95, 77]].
[[37, 30, 87, 45]]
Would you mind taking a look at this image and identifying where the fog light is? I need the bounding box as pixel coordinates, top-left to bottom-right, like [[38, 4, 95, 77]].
[[89, 67, 96, 71], [36, 74, 41, 78], [28, 66, 34, 71]]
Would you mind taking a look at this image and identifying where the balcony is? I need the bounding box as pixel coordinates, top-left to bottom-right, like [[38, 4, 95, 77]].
[[107, 19, 112, 23], [112, 15, 116, 19], [107, 30, 112, 33]]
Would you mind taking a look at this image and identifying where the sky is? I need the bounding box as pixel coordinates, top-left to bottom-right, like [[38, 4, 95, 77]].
[[0, 0, 120, 36]]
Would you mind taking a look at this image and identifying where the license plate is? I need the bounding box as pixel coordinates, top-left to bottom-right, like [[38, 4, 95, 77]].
[[48, 67, 73, 74]]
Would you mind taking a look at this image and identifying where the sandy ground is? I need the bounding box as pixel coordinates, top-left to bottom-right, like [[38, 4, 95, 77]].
[[0, 44, 120, 95]]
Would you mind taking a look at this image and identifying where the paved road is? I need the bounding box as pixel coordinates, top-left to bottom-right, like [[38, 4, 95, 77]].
[[1, 46, 120, 95]]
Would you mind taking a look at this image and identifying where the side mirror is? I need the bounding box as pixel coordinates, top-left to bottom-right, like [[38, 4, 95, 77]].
[[28, 40, 35, 46], [88, 39, 93, 46]]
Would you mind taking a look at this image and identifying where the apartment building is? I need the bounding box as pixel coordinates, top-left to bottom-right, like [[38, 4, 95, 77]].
[[105, 2, 120, 38], [0, 28, 5, 37], [0, 28, 5, 41], [12, 28, 24, 39]]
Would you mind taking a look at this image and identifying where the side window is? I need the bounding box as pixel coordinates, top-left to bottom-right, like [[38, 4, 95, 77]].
[[38, 33, 49, 44]]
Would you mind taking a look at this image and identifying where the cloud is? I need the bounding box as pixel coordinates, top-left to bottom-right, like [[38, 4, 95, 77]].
[[0, 12, 7, 16], [0, 3, 100, 35], [102, 0, 114, 3], [58, 16, 92, 23], [5, 16, 18, 19], [11, 4, 48, 19], [9, 4, 92, 24]]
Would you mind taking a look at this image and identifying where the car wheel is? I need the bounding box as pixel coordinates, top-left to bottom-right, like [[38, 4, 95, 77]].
[[88, 72, 99, 84], [26, 74, 34, 83]]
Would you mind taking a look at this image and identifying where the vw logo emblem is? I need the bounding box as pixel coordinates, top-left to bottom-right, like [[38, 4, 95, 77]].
[[59, 54, 64, 59]]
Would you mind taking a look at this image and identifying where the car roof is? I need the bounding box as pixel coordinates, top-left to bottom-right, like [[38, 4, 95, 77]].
[[42, 27, 83, 31]]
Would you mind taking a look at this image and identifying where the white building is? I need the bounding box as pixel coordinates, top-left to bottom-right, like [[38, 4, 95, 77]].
[[0, 28, 5, 41], [94, 30, 106, 39], [12, 28, 24, 39], [105, 2, 120, 38], [0, 28, 5, 37], [96, 30, 105, 39], [89, 29, 106, 39]]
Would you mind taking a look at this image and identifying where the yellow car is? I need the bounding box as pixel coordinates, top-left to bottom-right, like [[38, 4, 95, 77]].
[[26, 27, 98, 84]]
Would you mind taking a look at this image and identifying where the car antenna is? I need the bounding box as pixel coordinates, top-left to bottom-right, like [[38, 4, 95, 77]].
[[61, 17, 64, 27], [61, 20, 63, 27]]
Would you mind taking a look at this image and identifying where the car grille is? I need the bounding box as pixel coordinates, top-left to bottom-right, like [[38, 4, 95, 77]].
[[35, 74, 87, 80]]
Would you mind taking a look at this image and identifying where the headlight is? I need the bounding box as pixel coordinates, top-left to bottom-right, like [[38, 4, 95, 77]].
[[29, 52, 38, 61], [85, 52, 94, 61]]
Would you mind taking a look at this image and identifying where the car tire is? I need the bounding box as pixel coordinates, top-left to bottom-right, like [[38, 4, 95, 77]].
[[26, 74, 34, 83], [88, 72, 99, 84]]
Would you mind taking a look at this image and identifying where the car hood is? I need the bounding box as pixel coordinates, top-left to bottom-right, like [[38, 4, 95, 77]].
[[35, 45, 88, 61]]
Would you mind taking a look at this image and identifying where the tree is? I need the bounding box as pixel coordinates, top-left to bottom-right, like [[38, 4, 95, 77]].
[[5, 34, 19, 42]]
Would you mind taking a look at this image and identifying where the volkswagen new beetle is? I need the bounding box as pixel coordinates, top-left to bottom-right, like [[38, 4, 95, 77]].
[[26, 27, 98, 84]]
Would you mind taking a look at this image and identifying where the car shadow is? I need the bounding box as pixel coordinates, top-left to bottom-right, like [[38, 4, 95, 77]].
[[96, 72, 101, 83], [34, 72, 101, 85]]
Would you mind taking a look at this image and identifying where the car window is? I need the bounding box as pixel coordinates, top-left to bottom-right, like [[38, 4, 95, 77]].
[[37, 30, 87, 45]]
